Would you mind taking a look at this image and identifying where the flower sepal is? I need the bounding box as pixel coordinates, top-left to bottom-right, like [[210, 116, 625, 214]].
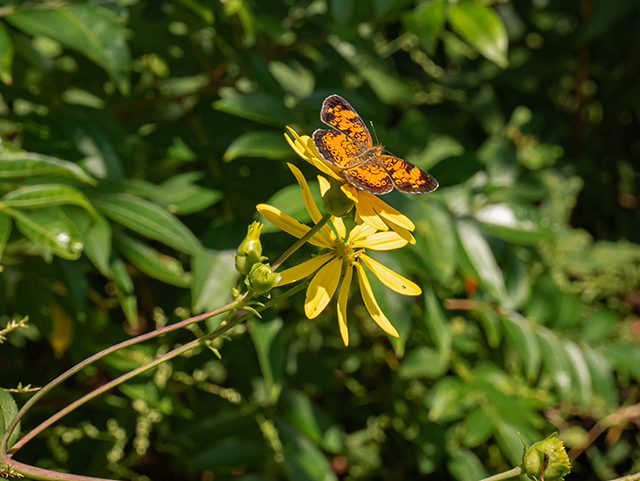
[[245, 263, 282, 295], [235, 221, 268, 275], [322, 181, 355, 217], [521, 433, 571, 481]]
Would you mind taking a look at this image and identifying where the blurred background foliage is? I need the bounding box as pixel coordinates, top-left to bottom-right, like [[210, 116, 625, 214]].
[[0, 0, 639, 480]]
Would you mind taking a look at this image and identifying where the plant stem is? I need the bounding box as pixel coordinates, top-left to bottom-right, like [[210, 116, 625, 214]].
[[6, 283, 305, 459], [609, 473, 640, 481], [1, 293, 248, 456], [479, 466, 522, 481], [272, 213, 331, 270]]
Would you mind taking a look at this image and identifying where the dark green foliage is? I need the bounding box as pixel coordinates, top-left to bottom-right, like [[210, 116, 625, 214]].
[[0, 1, 639, 480]]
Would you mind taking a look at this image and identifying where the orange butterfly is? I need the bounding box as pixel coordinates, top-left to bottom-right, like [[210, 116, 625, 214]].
[[313, 95, 438, 195]]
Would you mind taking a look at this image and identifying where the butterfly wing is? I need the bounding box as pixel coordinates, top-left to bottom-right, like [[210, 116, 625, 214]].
[[320, 95, 372, 148], [344, 161, 394, 195], [313, 129, 364, 168], [381, 155, 439, 194]]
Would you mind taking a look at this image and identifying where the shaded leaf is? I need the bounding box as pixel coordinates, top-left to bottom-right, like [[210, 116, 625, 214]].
[[10, 207, 83, 260], [159, 173, 223, 215], [109, 254, 137, 327], [224, 131, 291, 161], [83, 212, 112, 276], [0, 151, 96, 185], [114, 232, 192, 288], [0, 388, 20, 449], [0, 212, 11, 265], [2, 184, 97, 219], [447, 2, 509, 67], [501, 313, 540, 381], [191, 249, 237, 316], [0, 22, 14, 85], [93, 193, 201, 255], [6, 4, 131, 94], [214, 92, 294, 126]]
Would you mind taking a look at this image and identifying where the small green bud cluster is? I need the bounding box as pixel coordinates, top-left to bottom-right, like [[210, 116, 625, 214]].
[[235, 222, 267, 275], [522, 433, 571, 481]]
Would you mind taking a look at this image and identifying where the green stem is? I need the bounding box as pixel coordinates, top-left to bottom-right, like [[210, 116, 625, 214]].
[[6, 283, 305, 462], [1, 293, 249, 456], [609, 473, 640, 481], [479, 466, 522, 481], [272, 213, 331, 270]]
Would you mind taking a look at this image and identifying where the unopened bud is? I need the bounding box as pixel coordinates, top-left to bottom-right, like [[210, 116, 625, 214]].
[[522, 433, 571, 481], [322, 182, 354, 217], [235, 221, 267, 275], [245, 263, 281, 295]]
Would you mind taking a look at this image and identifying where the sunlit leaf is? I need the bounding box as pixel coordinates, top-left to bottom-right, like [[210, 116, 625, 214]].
[[0, 22, 14, 85], [0, 151, 96, 185]]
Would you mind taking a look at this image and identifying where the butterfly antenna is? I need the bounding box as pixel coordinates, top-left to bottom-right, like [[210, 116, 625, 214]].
[[370, 121, 381, 146]]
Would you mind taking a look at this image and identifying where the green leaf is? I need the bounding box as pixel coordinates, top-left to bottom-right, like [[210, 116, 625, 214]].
[[109, 254, 138, 327], [501, 313, 540, 381], [0, 22, 14, 85], [447, 2, 509, 68], [563, 339, 592, 407], [250, 318, 284, 402], [463, 406, 494, 448], [413, 202, 457, 284], [158, 173, 223, 215], [536, 326, 573, 400], [0, 151, 96, 185], [213, 92, 294, 126], [403, 0, 446, 55], [399, 346, 448, 379], [83, 212, 112, 276], [191, 249, 237, 316], [92, 194, 201, 255], [457, 220, 508, 304], [224, 131, 291, 161], [427, 377, 469, 422], [475, 203, 550, 245], [583, 346, 617, 409], [0, 212, 11, 265], [262, 182, 320, 232], [114, 232, 192, 288], [448, 447, 488, 481], [0, 388, 21, 450], [10, 207, 84, 260], [2, 184, 97, 220], [6, 4, 131, 94], [423, 286, 452, 362]]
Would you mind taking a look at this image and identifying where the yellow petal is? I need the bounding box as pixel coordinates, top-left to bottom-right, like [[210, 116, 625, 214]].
[[304, 257, 342, 319], [256, 204, 332, 248], [277, 253, 333, 286], [337, 264, 353, 346], [359, 254, 421, 296], [288, 163, 335, 240], [366, 193, 416, 231], [331, 216, 347, 241], [341, 184, 359, 203], [318, 175, 331, 196], [285, 127, 342, 181], [382, 218, 416, 244], [347, 222, 378, 244], [355, 263, 399, 337], [354, 231, 408, 251], [354, 192, 389, 231]]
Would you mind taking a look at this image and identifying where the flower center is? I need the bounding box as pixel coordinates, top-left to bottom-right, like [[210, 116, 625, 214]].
[[333, 241, 355, 262]]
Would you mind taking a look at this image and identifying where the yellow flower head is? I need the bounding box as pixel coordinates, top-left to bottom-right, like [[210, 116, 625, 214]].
[[285, 127, 416, 244], [257, 164, 421, 346]]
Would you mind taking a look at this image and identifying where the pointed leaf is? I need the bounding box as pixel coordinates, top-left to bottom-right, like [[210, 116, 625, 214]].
[[501, 313, 540, 381], [109, 254, 137, 327], [0, 388, 21, 449], [159, 173, 223, 214], [0, 22, 14, 85], [457, 219, 507, 303], [2, 184, 97, 219], [10, 207, 83, 260], [448, 2, 509, 67], [213, 92, 294, 126], [83, 212, 112, 276], [92, 194, 201, 255], [114, 232, 192, 288], [224, 131, 291, 161], [0, 151, 96, 185], [0, 212, 11, 265], [191, 249, 236, 315], [6, 4, 131, 94]]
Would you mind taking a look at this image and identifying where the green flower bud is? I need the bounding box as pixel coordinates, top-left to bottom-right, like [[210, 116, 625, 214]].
[[245, 263, 281, 295], [522, 433, 571, 481], [235, 221, 267, 275], [322, 182, 354, 217]]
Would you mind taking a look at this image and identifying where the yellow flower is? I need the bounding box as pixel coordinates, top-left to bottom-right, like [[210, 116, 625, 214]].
[[256, 164, 421, 346], [284, 126, 416, 244]]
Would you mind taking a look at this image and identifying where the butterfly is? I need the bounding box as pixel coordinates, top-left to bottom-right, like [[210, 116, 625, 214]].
[[312, 95, 438, 195]]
